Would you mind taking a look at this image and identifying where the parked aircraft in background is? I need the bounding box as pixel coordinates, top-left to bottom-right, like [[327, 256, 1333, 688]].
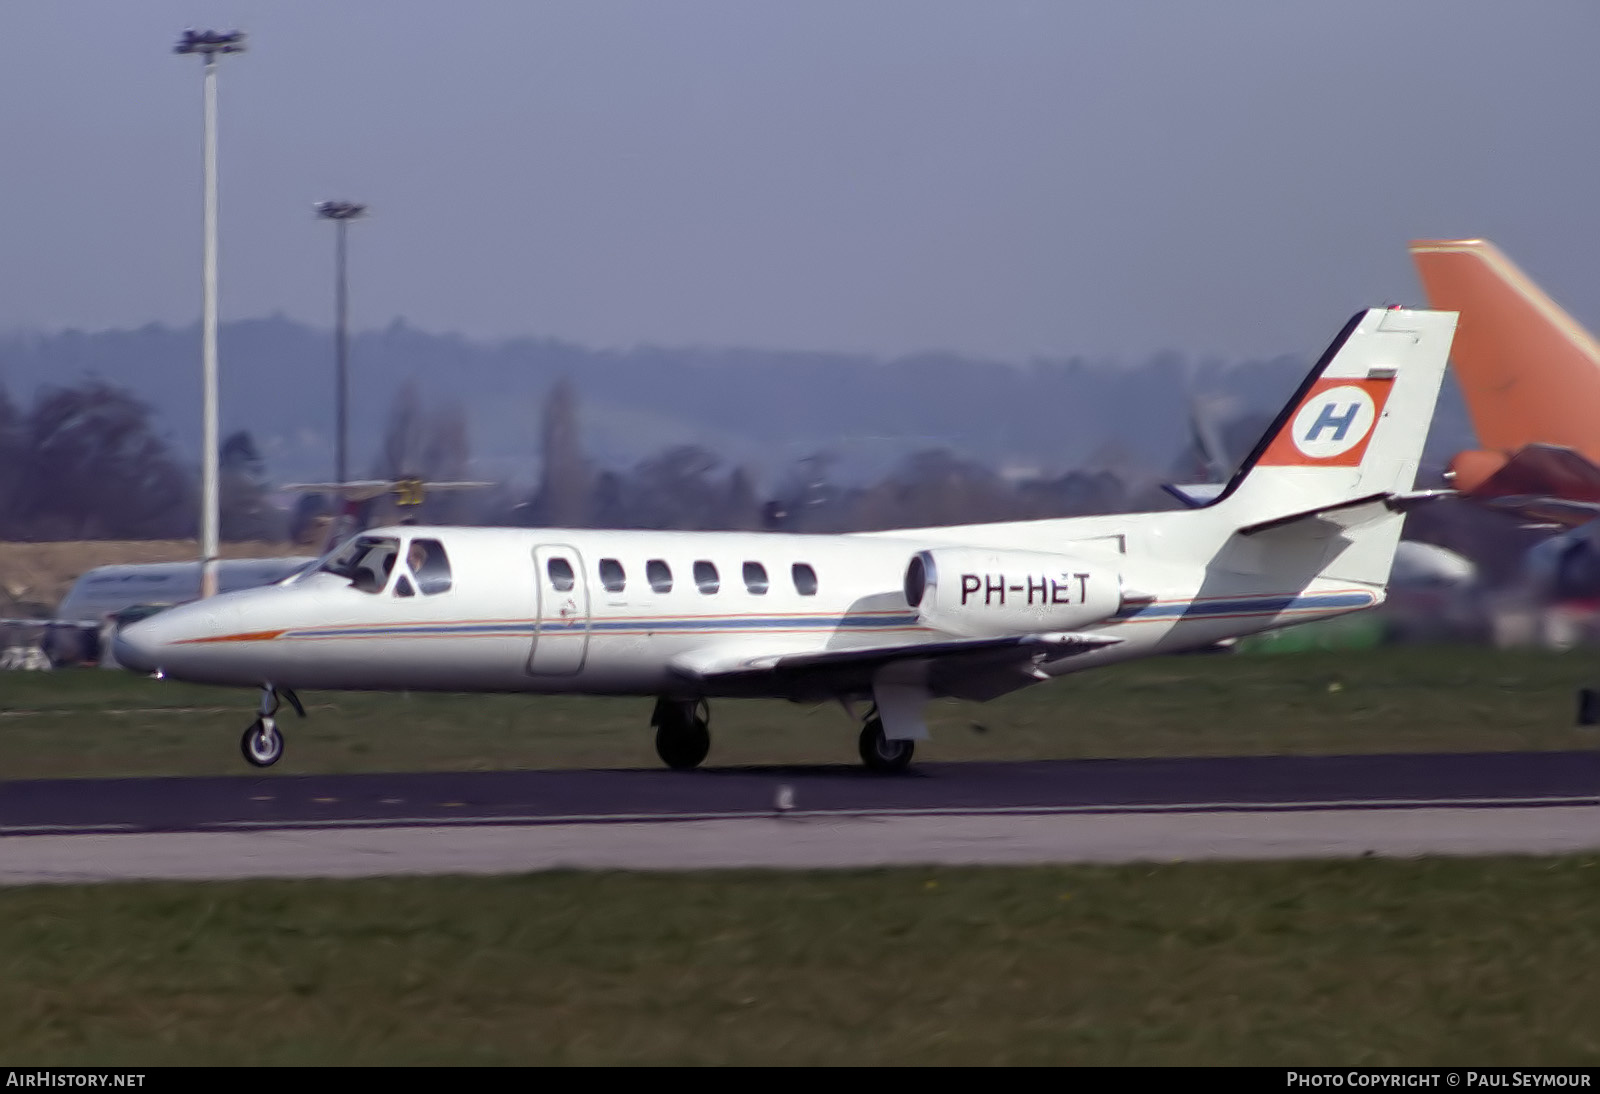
[[114, 308, 1458, 772], [1410, 239, 1600, 615], [35, 557, 315, 665]]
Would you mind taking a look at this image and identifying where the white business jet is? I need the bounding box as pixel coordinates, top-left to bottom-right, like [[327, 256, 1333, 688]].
[[114, 308, 1457, 772]]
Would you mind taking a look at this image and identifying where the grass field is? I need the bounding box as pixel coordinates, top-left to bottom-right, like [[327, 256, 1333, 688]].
[[4, 648, 1600, 1065], [1, 645, 1597, 779], [3, 858, 1599, 1065]]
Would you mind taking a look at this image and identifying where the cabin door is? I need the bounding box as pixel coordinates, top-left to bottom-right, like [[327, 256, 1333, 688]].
[[528, 545, 591, 675]]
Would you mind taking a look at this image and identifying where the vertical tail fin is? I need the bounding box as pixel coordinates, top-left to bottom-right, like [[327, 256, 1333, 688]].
[[1410, 239, 1600, 458], [1209, 307, 1457, 528]]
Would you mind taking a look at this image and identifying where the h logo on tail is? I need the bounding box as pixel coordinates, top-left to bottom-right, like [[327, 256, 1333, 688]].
[[1305, 401, 1362, 443], [1260, 378, 1393, 467]]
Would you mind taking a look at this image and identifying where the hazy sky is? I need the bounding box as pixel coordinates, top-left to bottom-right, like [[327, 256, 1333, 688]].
[[4, 1, 1600, 362]]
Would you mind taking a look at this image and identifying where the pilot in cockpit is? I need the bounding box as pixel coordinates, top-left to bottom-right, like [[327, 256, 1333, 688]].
[[353, 550, 395, 593]]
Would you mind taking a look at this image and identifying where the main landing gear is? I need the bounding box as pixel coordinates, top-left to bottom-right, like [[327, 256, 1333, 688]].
[[241, 684, 305, 768], [858, 709, 915, 774], [645, 697, 916, 774], [653, 697, 711, 770]]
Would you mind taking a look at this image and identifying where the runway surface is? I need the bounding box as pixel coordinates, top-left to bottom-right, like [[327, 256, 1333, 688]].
[[3, 751, 1598, 883]]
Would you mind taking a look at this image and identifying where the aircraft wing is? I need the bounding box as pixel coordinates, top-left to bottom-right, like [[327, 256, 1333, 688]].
[[282, 479, 495, 501], [282, 480, 398, 501], [669, 631, 1121, 702]]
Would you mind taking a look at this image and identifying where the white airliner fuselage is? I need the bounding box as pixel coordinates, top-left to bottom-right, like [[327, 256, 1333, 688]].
[[122, 525, 1369, 695], [115, 308, 1460, 772]]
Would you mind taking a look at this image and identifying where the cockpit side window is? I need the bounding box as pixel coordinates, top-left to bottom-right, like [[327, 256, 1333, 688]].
[[407, 538, 453, 595], [318, 535, 400, 595]]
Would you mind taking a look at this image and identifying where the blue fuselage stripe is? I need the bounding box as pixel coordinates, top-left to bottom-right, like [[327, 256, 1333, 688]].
[[277, 593, 1369, 641]]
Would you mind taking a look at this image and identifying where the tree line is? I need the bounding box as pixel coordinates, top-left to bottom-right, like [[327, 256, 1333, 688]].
[[0, 380, 195, 540], [483, 379, 1139, 534], [0, 374, 1532, 598], [0, 374, 1152, 543]]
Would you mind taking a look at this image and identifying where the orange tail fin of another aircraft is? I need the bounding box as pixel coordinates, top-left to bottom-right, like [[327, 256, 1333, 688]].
[[1410, 239, 1600, 502], [1410, 238, 1600, 455]]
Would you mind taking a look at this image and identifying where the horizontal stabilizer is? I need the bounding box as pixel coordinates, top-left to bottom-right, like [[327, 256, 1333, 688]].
[[1236, 490, 1450, 537]]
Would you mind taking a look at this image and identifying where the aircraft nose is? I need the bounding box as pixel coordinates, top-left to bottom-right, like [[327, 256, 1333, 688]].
[[112, 617, 163, 674]]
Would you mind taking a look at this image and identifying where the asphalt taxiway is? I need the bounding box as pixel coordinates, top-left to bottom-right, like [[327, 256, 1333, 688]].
[[2, 751, 1598, 884]]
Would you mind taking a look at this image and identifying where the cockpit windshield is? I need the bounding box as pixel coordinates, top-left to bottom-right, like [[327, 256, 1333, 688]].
[[315, 535, 400, 594]]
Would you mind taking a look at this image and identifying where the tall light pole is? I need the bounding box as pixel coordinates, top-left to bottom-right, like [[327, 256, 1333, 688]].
[[316, 201, 366, 489], [175, 29, 245, 599]]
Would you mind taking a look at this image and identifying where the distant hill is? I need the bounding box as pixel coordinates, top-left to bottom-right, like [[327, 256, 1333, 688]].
[[0, 318, 1475, 489]]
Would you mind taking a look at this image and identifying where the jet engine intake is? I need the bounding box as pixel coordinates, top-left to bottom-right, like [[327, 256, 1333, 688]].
[[904, 548, 1122, 638]]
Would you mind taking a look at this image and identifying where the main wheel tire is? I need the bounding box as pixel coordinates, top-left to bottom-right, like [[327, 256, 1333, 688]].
[[859, 716, 914, 773], [241, 718, 285, 767], [655, 720, 710, 770]]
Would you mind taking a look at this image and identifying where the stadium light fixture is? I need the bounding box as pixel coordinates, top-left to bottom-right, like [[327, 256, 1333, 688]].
[[315, 201, 368, 489], [175, 28, 246, 598]]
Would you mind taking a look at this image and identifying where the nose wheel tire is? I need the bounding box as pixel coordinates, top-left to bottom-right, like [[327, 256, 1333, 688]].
[[653, 699, 711, 770], [241, 718, 284, 768], [859, 716, 914, 773]]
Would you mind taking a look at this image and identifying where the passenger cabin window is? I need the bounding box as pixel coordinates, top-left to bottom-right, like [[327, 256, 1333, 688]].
[[694, 560, 719, 594], [318, 535, 399, 595], [599, 558, 626, 593], [647, 559, 673, 593], [792, 563, 818, 596], [547, 558, 576, 592], [743, 561, 769, 595], [407, 539, 453, 595]]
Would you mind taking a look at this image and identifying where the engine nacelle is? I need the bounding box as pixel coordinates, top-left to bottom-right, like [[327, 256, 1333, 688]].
[[904, 547, 1122, 638]]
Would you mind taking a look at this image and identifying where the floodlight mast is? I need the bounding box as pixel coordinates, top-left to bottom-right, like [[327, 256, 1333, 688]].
[[175, 29, 245, 599], [315, 201, 367, 492]]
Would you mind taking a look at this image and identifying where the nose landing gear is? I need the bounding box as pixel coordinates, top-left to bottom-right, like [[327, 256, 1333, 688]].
[[242, 718, 284, 767], [240, 684, 304, 768]]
